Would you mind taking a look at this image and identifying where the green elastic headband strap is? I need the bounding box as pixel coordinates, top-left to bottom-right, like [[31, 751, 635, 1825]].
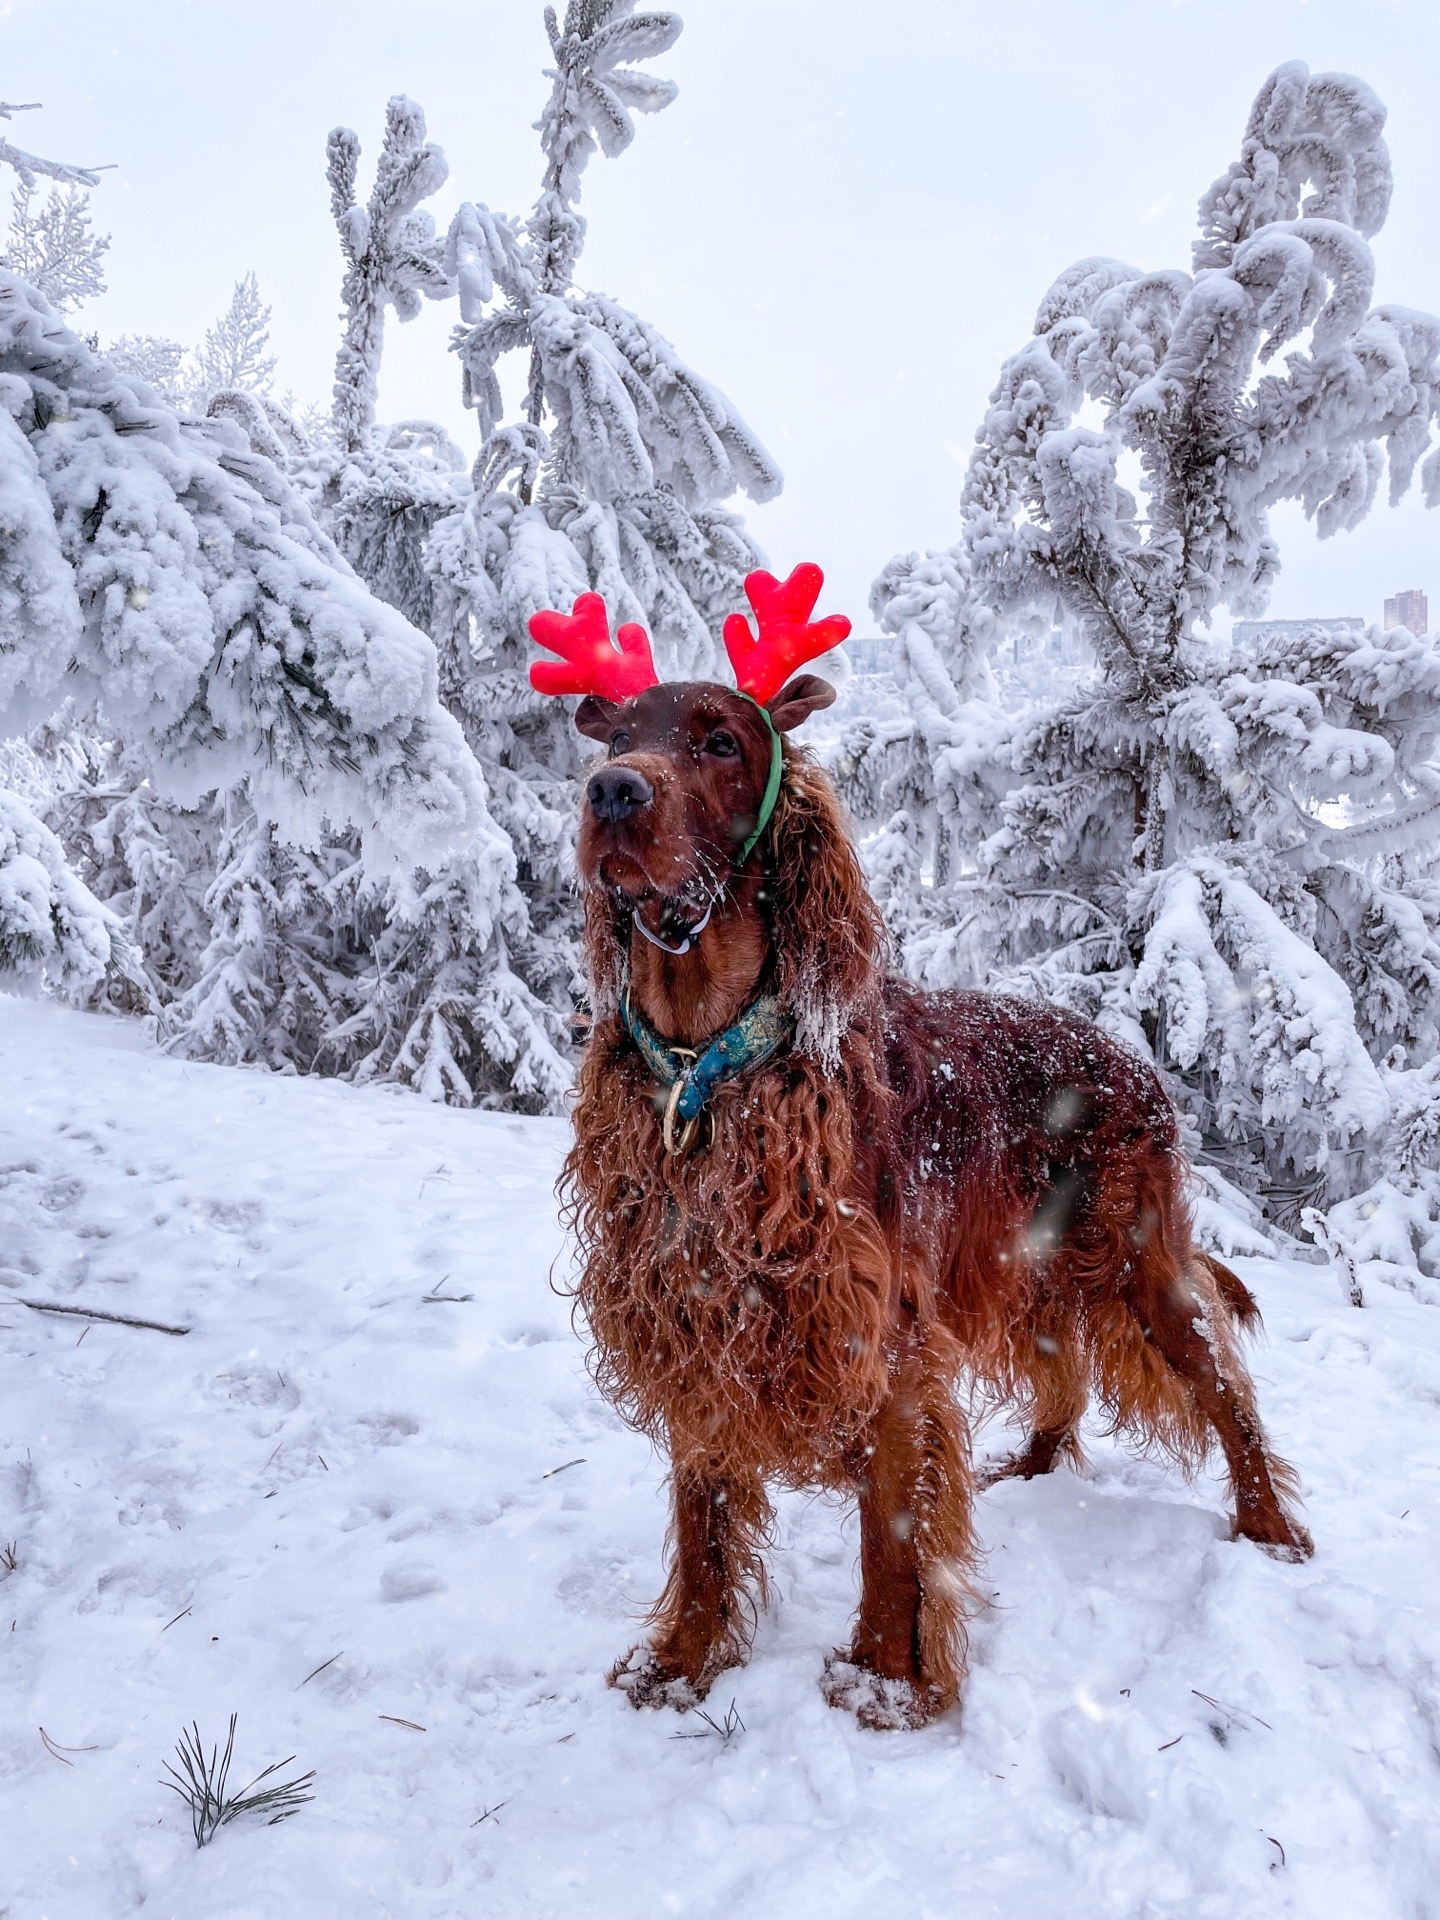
[[736, 692, 784, 866]]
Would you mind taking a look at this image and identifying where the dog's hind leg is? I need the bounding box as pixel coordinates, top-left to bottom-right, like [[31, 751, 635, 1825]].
[[1136, 1259, 1312, 1561], [611, 1461, 770, 1710], [1065, 1142, 1311, 1562], [825, 1326, 978, 1729]]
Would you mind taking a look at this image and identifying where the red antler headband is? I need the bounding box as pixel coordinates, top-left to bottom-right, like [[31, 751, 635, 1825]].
[[722, 563, 851, 706], [527, 591, 659, 701], [526, 563, 850, 706]]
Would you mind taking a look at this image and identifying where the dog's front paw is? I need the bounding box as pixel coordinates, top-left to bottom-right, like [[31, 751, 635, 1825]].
[[820, 1652, 939, 1731], [608, 1644, 704, 1712]]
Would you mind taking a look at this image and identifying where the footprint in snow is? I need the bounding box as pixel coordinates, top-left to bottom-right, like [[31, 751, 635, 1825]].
[[207, 1363, 302, 1412], [380, 1559, 447, 1603], [200, 1196, 265, 1234], [353, 1412, 421, 1446]]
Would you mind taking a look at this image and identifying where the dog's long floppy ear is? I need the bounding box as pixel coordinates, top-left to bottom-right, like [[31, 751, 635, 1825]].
[[767, 673, 835, 733], [763, 754, 888, 1068], [575, 695, 620, 743]]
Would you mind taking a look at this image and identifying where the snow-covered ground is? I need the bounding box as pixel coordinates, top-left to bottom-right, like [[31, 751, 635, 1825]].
[[3, 996, 1438, 1920]]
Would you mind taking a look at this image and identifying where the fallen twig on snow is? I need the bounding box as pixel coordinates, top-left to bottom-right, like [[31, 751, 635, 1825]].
[[541, 1458, 586, 1479], [20, 1299, 190, 1336], [379, 1714, 426, 1732]]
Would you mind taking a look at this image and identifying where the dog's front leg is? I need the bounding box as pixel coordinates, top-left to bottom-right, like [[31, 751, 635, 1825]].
[[826, 1329, 978, 1729], [611, 1460, 770, 1710]]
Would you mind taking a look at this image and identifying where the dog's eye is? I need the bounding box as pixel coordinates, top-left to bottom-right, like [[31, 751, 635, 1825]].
[[704, 730, 739, 758], [608, 731, 631, 758]]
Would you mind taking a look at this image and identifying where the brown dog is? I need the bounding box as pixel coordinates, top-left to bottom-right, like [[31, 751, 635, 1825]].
[[554, 657, 1310, 1730]]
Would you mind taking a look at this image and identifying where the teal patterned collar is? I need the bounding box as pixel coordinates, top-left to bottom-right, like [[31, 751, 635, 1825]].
[[620, 988, 792, 1138]]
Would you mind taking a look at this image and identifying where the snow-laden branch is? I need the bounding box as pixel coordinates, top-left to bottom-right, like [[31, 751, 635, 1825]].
[[0, 101, 106, 189]]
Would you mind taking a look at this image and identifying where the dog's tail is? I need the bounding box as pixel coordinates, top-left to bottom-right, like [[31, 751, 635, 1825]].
[[1195, 1250, 1261, 1332]]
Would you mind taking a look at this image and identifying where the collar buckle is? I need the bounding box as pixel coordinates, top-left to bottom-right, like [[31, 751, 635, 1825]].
[[661, 1051, 700, 1155]]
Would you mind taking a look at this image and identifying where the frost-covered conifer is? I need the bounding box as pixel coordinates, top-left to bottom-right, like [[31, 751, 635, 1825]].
[[3, 183, 109, 313], [0, 275, 482, 860], [400, 1, 781, 1086], [442, 0, 779, 682], [292, 98, 469, 639], [0, 263, 492, 1060], [0, 784, 116, 992], [328, 96, 454, 455], [855, 63, 1440, 1283], [283, 8, 783, 1107], [192, 272, 278, 401], [104, 334, 189, 408]]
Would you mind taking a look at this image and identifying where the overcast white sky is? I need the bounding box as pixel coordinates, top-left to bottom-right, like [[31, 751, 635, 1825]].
[[6, 0, 1437, 635]]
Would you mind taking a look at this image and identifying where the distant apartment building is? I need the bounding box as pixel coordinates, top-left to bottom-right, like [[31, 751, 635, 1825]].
[[843, 637, 898, 673], [1384, 588, 1429, 635]]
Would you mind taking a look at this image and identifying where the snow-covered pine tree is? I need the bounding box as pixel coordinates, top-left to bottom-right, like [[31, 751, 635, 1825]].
[[0, 784, 116, 993], [104, 334, 189, 408], [192, 272, 278, 402], [0, 277, 481, 859], [405, 0, 781, 1078], [3, 182, 109, 314], [852, 62, 1440, 1285], [290, 95, 467, 643], [0, 263, 491, 1054], [442, 0, 780, 681], [281, 7, 784, 1107]]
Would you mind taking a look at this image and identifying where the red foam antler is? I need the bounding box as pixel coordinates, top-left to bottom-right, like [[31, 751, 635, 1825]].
[[528, 592, 659, 702], [723, 563, 851, 706]]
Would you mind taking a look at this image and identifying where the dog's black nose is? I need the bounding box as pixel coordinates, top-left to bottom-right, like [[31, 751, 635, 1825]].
[[587, 764, 654, 823]]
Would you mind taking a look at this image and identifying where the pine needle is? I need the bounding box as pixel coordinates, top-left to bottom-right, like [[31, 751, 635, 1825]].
[[161, 1714, 314, 1848], [670, 1699, 745, 1746]]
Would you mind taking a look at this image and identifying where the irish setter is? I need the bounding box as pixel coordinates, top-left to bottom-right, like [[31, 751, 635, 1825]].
[[535, 573, 1311, 1731]]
